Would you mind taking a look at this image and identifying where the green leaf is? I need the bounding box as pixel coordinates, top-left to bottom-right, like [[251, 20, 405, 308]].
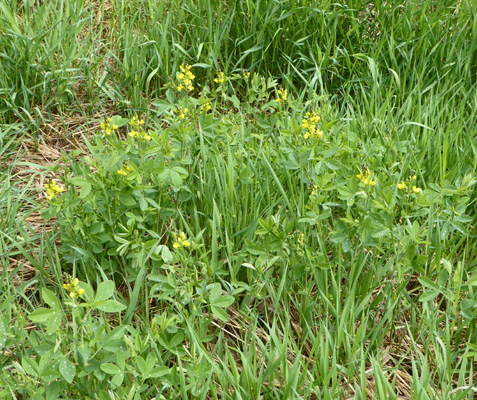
[[59, 358, 76, 384], [209, 283, 222, 303], [419, 290, 440, 302], [119, 191, 136, 207], [103, 326, 126, 343], [100, 363, 121, 375], [106, 154, 122, 170], [418, 277, 439, 291], [28, 308, 54, 323], [41, 288, 60, 310], [117, 350, 126, 370], [148, 366, 170, 378], [22, 358, 39, 377], [316, 252, 330, 270], [47, 312, 62, 335], [70, 177, 90, 186], [95, 281, 115, 302], [136, 356, 148, 375], [40, 369, 61, 382], [211, 295, 234, 308], [152, 99, 172, 115], [111, 372, 125, 388], [94, 300, 126, 313], [80, 183, 92, 199], [466, 274, 477, 286], [211, 305, 229, 322], [324, 159, 341, 170]]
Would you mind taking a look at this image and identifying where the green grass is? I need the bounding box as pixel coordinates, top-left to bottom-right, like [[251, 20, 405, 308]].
[[1, 0, 477, 398]]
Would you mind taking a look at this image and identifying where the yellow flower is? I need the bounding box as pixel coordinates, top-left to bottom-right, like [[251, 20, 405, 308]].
[[301, 111, 322, 139], [63, 283, 69, 290], [176, 64, 195, 92], [100, 118, 119, 135], [69, 292, 75, 298], [356, 168, 375, 186], [277, 88, 287, 103], [412, 186, 422, 193], [214, 71, 226, 85], [44, 180, 65, 200], [173, 231, 191, 249], [200, 102, 212, 114], [243, 71, 251, 79], [397, 182, 407, 190], [77, 288, 85, 296], [176, 107, 188, 120]]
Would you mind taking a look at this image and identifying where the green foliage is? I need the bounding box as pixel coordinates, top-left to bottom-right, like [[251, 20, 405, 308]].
[[1, 1, 477, 398]]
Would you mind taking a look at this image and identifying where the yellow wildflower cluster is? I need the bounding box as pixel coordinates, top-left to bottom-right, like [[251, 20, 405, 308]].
[[128, 115, 151, 140], [398, 182, 422, 193], [128, 130, 152, 141], [214, 71, 226, 85], [173, 231, 191, 249], [310, 184, 318, 196], [100, 118, 119, 135], [45, 180, 65, 200], [175, 107, 189, 120], [243, 71, 251, 79], [356, 168, 376, 186], [129, 115, 144, 129], [63, 276, 85, 298], [117, 164, 132, 176], [302, 111, 323, 139], [398, 172, 422, 193], [176, 64, 195, 92], [276, 88, 287, 103], [200, 102, 212, 114]]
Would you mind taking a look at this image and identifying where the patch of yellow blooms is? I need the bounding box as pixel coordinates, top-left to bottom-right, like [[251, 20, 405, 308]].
[[276, 88, 287, 103], [63, 277, 85, 298], [173, 231, 191, 249], [397, 174, 422, 193], [45, 180, 65, 200], [302, 111, 323, 139], [100, 118, 119, 135], [117, 164, 132, 176], [128, 115, 151, 141], [200, 102, 212, 114], [356, 168, 376, 186], [177, 64, 195, 92], [214, 71, 226, 85], [176, 107, 189, 120]]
